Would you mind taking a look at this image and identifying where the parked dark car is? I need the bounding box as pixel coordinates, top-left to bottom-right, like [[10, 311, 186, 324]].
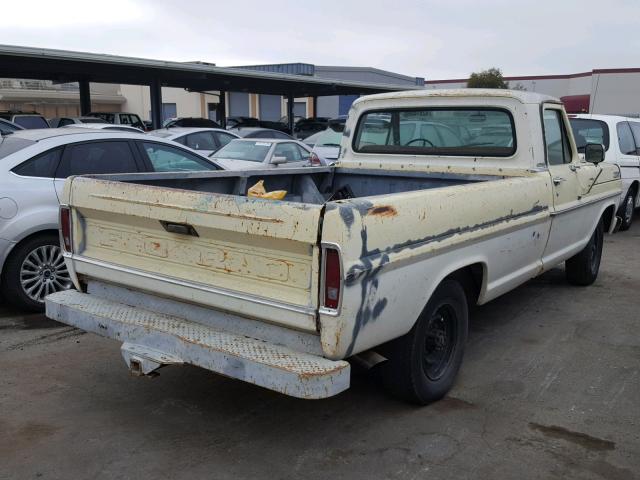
[[294, 117, 330, 139], [164, 117, 222, 129], [225, 116, 261, 129], [0, 118, 25, 135], [259, 119, 290, 133], [232, 127, 294, 140], [226, 116, 291, 134], [0, 111, 49, 129]]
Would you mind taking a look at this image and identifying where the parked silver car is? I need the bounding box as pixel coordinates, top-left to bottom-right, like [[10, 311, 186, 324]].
[[148, 127, 239, 156], [210, 138, 316, 170], [0, 128, 221, 311]]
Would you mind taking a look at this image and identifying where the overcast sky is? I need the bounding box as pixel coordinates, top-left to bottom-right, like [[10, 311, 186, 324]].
[[3, 0, 639, 80]]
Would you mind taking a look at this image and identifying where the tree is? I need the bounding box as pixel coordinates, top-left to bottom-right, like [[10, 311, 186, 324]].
[[467, 68, 509, 89]]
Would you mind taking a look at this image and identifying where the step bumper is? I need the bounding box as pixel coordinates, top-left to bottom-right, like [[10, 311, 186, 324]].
[[45, 290, 350, 399]]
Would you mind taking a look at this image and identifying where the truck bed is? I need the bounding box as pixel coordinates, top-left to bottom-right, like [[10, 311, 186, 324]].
[[98, 166, 503, 204]]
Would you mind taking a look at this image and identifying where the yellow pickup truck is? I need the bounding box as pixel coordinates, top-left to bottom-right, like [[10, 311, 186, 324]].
[[46, 90, 621, 404]]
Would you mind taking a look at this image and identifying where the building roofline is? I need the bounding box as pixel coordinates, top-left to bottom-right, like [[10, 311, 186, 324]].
[[0, 44, 420, 96], [425, 67, 640, 85]]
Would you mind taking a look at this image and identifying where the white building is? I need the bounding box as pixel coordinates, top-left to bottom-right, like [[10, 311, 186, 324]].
[[425, 68, 640, 115]]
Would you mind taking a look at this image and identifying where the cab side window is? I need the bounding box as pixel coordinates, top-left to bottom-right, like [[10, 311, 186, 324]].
[[618, 122, 637, 155], [543, 110, 572, 165]]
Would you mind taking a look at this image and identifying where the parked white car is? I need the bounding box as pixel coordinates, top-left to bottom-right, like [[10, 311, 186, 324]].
[[148, 127, 239, 156], [570, 114, 640, 230], [86, 112, 146, 130], [62, 123, 144, 133], [0, 128, 222, 311], [210, 138, 317, 169], [304, 127, 342, 165]]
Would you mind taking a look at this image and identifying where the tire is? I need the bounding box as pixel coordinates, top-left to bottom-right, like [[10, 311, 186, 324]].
[[565, 219, 604, 286], [380, 279, 469, 405], [0, 233, 73, 312], [618, 190, 635, 231]]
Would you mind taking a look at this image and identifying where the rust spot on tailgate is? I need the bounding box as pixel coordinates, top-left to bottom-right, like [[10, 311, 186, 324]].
[[367, 205, 397, 217]]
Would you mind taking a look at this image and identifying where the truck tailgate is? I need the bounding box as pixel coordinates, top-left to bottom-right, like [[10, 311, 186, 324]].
[[66, 177, 323, 332]]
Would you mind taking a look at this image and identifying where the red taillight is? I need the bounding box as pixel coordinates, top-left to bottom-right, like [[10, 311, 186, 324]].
[[323, 247, 341, 310], [60, 206, 72, 253], [310, 152, 321, 166]]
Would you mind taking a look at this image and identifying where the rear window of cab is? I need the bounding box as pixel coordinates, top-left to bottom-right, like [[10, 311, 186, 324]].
[[353, 108, 516, 157]]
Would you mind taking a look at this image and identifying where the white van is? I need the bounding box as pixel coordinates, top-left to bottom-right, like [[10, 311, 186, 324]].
[[570, 114, 640, 230]]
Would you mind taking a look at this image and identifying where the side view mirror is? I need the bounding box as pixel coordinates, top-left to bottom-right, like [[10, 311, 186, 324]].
[[271, 155, 287, 165], [585, 143, 605, 164]]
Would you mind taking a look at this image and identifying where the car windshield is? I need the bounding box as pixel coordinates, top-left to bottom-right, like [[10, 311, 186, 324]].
[[79, 118, 105, 124], [0, 136, 35, 160], [313, 128, 342, 147], [212, 140, 271, 162], [0, 120, 21, 135], [14, 116, 49, 129], [569, 118, 610, 152]]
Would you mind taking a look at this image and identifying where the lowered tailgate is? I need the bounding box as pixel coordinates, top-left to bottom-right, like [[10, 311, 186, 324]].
[[65, 177, 322, 332]]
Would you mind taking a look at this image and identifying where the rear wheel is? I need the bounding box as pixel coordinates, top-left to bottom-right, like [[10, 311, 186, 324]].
[[380, 279, 468, 405], [565, 219, 604, 286], [618, 190, 636, 231], [1, 233, 73, 312]]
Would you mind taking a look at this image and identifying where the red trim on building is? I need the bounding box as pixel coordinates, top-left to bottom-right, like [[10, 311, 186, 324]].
[[592, 67, 640, 74], [560, 94, 590, 114]]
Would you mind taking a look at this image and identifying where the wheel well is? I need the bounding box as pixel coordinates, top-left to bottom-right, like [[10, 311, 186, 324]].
[[602, 204, 616, 231], [1, 229, 59, 277], [629, 181, 639, 198], [445, 263, 484, 308]]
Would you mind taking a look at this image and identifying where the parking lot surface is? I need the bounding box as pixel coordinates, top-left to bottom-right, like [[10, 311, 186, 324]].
[[1, 223, 639, 480]]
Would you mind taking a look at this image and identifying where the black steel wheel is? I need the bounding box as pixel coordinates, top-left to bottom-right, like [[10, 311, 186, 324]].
[[566, 218, 604, 286], [380, 279, 469, 405], [619, 191, 635, 231]]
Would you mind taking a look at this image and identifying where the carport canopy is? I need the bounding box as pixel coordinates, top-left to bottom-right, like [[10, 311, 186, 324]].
[[0, 44, 418, 129]]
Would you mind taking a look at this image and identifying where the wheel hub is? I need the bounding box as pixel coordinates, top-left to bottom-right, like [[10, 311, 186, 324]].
[[423, 306, 457, 381]]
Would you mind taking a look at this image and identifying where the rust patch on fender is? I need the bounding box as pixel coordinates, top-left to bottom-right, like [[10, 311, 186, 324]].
[[367, 205, 397, 217]]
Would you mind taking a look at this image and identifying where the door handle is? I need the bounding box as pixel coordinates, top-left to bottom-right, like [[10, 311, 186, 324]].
[[569, 164, 581, 171], [160, 221, 199, 237], [552, 176, 566, 185]]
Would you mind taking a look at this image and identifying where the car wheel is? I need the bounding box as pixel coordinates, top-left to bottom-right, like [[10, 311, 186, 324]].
[[565, 219, 604, 286], [1, 233, 73, 312], [380, 279, 468, 405], [618, 191, 635, 231]]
